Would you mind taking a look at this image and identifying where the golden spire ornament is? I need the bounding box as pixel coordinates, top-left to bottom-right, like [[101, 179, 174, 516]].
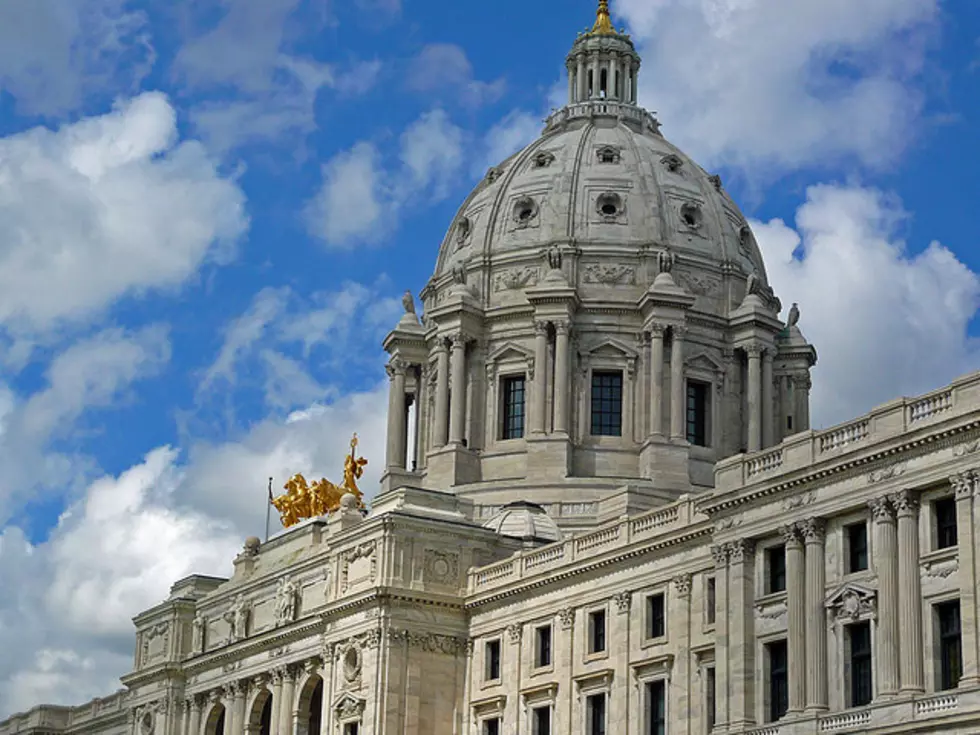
[[591, 0, 616, 35]]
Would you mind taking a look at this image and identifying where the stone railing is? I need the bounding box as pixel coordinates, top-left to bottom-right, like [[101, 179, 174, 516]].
[[468, 499, 700, 594], [714, 370, 980, 493], [544, 100, 660, 133], [914, 692, 958, 715], [818, 709, 871, 731], [0, 690, 129, 735]]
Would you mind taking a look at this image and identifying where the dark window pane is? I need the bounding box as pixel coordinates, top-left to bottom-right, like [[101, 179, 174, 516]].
[[706, 667, 716, 729], [537, 626, 552, 668], [849, 622, 873, 706], [646, 680, 666, 735], [501, 376, 526, 440], [935, 497, 958, 549], [590, 610, 606, 653], [847, 523, 869, 573], [767, 545, 786, 593], [591, 371, 623, 436], [706, 577, 716, 624], [484, 718, 500, 735], [587, 694, 606, 735], [767, 640, 788, 721], [533, 707, 551, 735], [648, 594, 666, 638], [686, 381, 708, 446], [938, 601, 962, 691], [485, 640, 501, 681]]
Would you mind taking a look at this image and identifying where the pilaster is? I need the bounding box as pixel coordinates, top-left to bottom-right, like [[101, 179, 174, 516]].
[[649, 324, 666, 438], [727, 538, 756, 727], [671, 574, 693, 730], [711, 544, 730, 732], [433, 343, 450, 448], [800, 517, 828, 711], [554, 320, 572, 435], [448, 333, 468, 445], [953, 472, 980, 685], [892, 489, 925, 694], [781, 524, 806, 714], [746, 344, 763, 453], [870, 495, 899, 697], [669, 326, 687, 441]]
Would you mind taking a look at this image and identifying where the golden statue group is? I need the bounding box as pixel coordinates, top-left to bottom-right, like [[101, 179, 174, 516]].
[[270, 434, 368, 528]]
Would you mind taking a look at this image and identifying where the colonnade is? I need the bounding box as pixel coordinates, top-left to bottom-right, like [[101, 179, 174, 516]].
[[568, 50, 638, 104]]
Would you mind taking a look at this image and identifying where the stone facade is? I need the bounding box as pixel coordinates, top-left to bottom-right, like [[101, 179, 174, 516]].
[[3, 4, 978, 735]]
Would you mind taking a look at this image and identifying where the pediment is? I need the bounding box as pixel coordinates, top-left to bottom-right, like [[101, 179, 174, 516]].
[[685, 351, 724, 375], [825, 582, 877, 622], [582, 338, 638, 360], [333, 692, 366, 721], [487, 341, 533, 364]]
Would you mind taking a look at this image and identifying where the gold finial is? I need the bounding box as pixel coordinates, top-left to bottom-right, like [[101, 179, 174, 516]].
[[591, 0, 616, 35]]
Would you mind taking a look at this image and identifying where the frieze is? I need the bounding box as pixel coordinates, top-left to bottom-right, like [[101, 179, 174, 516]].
[[867, 461, 907, 484], [390, 629, 467, 655], [674, 269, 721, 297], [954, 439, 980, 457], [783, 491, 815, 511], [581, 263, 636, 286], [493, 267, 539, 292], [341, 541, 377, 592]]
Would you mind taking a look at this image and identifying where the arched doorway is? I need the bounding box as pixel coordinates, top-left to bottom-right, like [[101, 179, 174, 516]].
[[246, 688, 273, 735], [204, 703, 226, 735], [295, 675, 323, 735]]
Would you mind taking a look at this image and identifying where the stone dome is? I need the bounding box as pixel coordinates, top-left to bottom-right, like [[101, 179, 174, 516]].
[[482, 501, 563, 544]]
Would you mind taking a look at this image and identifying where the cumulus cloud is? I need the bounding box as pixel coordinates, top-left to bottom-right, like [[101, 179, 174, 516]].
[[754, 183, 980, 428], [615, 0, 940, 175], [478, 110, 543, 176], [306, 110, 466, 248], [0, 92, 248, 337], [406, 44, 506, 108], [0, 0, 155, 117]]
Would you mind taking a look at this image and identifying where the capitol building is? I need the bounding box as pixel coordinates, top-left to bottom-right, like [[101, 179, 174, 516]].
[[5, 2, 980, 735]]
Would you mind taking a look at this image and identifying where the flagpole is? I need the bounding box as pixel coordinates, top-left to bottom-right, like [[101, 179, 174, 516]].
[[265, 477, 273, 542]]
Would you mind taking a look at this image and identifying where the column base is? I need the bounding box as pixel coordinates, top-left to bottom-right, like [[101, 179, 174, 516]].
[[960, 675, 980, 687], [424, 444, 481, 489], [526, 434, 572, 480], [380, 467, 425, 495], [639, 436, 690, 491]]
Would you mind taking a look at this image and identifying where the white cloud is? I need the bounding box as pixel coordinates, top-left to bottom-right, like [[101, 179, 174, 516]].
[[755, 183, 980, 428], [478, 110, 543, 177], [615, 0, 940, 175], [306, 111, 466, 248], [406, 44, 505, 108], [0, 0, 155, 117], [0, 92, 248, 336]]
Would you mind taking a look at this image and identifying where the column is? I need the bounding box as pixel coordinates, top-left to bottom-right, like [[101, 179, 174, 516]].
[[235, 685, 247, 735], [222, 686, 236, 735], [728, 539, 756, 727], [320, 645, 335, 735], [448, 334, 467, 445], [953, 473, 980, 685], [554, 321, 571, 434], [795, 374, 812, 432], [567, 65, 575, 102], [385, 358, 407, 470], [711, 545, 730, 730], [577, 55, 586, 102], [279, 668, 296, 735], [801, 518, 828, 711], [433, 344, 450, 448], [762, 350, 774, 449], [669, 326, 686, 441], [631, 65, 638, 102], [531, 321, 549, 434], [782, 525, 806, 714], [893, 490, 925, 693], [870, 496, 900, 697], [188, 696, 202, 735], [649, 325, 665, 438], [671, 575, 693, 731], [746, 344, 763, 452], [272, 669, 285, 735]]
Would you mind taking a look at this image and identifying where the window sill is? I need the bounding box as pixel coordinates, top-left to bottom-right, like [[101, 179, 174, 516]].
[[640, 635, 668, 650], [756, 590, 788, 607], [584, 650, 609, 664], [480, 677, 503, 691], [921, 546, 958, 565], [531, 664, 554, 677]]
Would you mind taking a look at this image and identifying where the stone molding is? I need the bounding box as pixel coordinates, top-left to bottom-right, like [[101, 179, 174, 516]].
[[672, 574, 692, 597], [798, 517, 826, 543], [613, 591, 632, 613], [868, 495, 895, 522], [557, 607, 575, 630]]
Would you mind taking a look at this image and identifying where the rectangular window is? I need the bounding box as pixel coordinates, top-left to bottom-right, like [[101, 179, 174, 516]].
[[705, 666, 716, 731], [647, 593, 666, 639], [847, 621, 873, 707], [645, 680, 667, 735], [767, 639, 788, 722], [706, 577, 716, 625], [483, 718, 501, 735], [935, 497, 958, 549], [343, 725, 358, 735], [589, 609, 607, 654], [767, 545, 786, 594], [532, 706, 551, 735], [686, 381, 708, 446], [535, 625, 552, 668], [501, 375, 526, 440], [586, 693, 606, 735], [846, 522, 869, 573], [590, 371, 623, 437], [937, 600, 962, 691], [485, 640, 501, 681]]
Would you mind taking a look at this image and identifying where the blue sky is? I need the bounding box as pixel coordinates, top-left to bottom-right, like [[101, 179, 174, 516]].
[[0, 0, 978, 716]]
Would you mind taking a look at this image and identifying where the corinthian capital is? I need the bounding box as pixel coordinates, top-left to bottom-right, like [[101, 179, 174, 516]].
[[385, 357, 408, 378], [868, 495, 895, 522], [727, 538, 755, 563], [798, 517, 826, 543], [448, 332, 468, 348], [745, 342, 764, 358], [950, 472, 975, 500], [778, 524, 802, 547], [889, 490, 919, 516]]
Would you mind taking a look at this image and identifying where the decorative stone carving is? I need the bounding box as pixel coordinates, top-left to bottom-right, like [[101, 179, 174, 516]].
[[341, 541, 377, 592], [485, 167, 502, 184], [342, 646, 361, 684], [582, 263, 636, 285], [661, 154, 683, 172], [924, 557, 959, 579], [424, 549, 460, 585], [826, 584, 877, 623], [782, 491, 815, 511], [889, 490, 919, 516], [451, 262, 468, 287], [507, 623, 523, 643], [532, 150, 555, 169], [141, 622, 170, 666], [727, 538, 754, 563], [613, 590, 632, 613], [657, 249, 675, 275], [710, 544, 728, 567], [224, 595, 250, 642], [708, 174, 723, 191], [868, 495, 895, 521], [868, 461, 907, 484], [493, 267, 539, 292], [274, 576, 299, 626], [547, 245, 563, 271], [672, 574, 692, 597], [953, 439, 980, 457], [597, 145, 621, 164], [336, 693, 366, 722], [754, 599, 787, 621], [596, 192, 626, 221], [778, 524, 802, 546], [798, 517, 826, 542], [454, 216, 472, 249], [557, 607, 574, 630], [513, 196, 539, 228], [679, 202, 703, 230], [674, 269, 721, 296], [192, 613, 206, 653]]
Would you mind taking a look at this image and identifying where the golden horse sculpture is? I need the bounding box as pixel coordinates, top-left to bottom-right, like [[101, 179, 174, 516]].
[[271, 434, 368, 528]]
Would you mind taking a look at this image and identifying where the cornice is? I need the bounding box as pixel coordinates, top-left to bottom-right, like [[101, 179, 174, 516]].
[[699, 420, 980, 519], [465, 523, 712, 608], [180, 618, 324, 676]]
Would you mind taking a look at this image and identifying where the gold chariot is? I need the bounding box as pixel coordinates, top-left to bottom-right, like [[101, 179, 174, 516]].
[[271, 434, 368, 528]]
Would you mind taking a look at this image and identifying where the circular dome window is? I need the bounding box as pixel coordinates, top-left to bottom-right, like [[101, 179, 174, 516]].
[[513, 197, 538, 227], [596, 193, 623, 220], [680, 202, 703, 229]]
